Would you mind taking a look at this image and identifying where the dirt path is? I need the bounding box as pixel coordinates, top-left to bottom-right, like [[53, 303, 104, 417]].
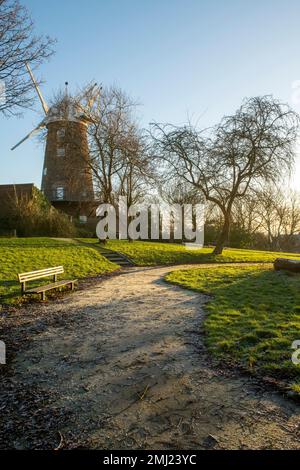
[[9, 265, 300, 449]]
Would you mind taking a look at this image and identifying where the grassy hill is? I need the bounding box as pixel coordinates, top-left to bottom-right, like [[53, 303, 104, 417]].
[[80, 239, 300, 265], [0, 238, 118, 304]]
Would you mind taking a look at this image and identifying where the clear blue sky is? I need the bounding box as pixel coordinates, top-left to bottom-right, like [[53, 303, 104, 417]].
[[1, 0, 300, 188]]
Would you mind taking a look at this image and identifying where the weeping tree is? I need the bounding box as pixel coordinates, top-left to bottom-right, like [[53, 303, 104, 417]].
[[152, 96, 299, 254]]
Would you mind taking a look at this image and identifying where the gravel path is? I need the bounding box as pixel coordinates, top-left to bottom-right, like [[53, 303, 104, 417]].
[[9, 265, 300, 449]]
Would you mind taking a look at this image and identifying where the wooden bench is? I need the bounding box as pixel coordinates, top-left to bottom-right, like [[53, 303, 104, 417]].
[[18, 266, 77, 301]]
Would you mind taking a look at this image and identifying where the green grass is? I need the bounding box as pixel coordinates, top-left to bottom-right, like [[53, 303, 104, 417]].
[[0, 237, 118, 304], [166, 265, 300, 396], [78, 239, 300, 266]]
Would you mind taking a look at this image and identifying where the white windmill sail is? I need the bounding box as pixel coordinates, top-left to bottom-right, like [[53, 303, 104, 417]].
[[11, 120, 46, 151], [25, 63, 49, 115], [11, 63, 49, 151]]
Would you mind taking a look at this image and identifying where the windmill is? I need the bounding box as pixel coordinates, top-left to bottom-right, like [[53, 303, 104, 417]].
[[11, 64, 97, 224]]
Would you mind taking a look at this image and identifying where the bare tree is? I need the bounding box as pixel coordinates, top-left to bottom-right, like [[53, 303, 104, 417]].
[[160, 178, 204, 206], [152, 96, 299, 254], [80, 84, 154, 206], [231, 192, 263, 238], [286, 191, 300, 239], [0, 0, 55, 116], [254, 186, 300, 250]]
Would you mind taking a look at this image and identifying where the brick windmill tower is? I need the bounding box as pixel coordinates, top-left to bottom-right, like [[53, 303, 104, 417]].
[[11, 64, 96, 224]]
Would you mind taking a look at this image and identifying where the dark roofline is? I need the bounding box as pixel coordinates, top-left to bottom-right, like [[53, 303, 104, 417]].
[[0, 183, 34, 190]]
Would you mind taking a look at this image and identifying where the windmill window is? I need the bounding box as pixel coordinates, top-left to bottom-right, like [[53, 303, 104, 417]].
[[79, 215, 87, 224], [56, 187, 64, 200], [57, 129, 65, 139], [57, 147, 65, 157], [43, 167, 47, 176]]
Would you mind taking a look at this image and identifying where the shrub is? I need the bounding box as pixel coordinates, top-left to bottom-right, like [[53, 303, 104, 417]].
[[8, 187, 76, 237]]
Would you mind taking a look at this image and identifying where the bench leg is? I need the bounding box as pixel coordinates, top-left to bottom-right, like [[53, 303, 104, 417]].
[[41, 292, 46, 301]]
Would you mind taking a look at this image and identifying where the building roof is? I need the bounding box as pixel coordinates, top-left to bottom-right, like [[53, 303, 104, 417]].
[[0, 183, 34, 193]]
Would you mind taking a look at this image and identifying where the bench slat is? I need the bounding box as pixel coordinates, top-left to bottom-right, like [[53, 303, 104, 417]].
[[19, 266, 64, 276], [19, 271, 64, 282], [18, 266, 64, 282], [25, 279, 77, 294]]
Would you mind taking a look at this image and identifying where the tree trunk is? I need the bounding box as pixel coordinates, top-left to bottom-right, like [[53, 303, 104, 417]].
[[274, 258, 300, 272], [213, 215, 230, 255]]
